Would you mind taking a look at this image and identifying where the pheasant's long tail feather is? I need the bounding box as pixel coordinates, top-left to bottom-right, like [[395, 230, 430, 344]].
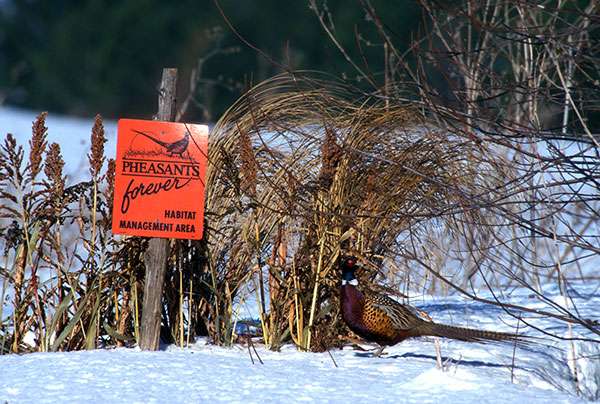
[[417, 322, 522, 343], [132, 129, 168, 148]]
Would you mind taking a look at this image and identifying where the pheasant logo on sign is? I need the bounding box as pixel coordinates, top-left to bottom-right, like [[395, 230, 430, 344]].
[[131, 129, 190, 157], [112, 119, 208, 240]]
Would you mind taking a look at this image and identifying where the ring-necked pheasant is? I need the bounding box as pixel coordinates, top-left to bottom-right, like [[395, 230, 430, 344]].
[[132, 129, 190, 157], [340, 256, 523, 356]]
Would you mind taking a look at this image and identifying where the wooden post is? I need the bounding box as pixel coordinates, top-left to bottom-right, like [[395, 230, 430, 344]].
[[139, 68, 178, 350]]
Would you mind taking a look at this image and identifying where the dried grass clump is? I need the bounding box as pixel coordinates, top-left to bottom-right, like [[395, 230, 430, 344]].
[[204, 73, 498, 350]]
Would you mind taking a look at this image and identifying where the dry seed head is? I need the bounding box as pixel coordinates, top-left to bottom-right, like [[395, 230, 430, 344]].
[[318, 126, 342, 188], [237, 125, 257, 197], [89, 114, 106, 178], [44, 143, 66, 218], [220, 148, 241, 191], [360, 172, 378, 210], [0, 136, 10, 182], [106, 158, 116, 209], [106, 158, 116, 193], [44, 143, 64, 185], [5, 133, 16, 148], [29, 112, 48, 178], [284, 172, 301, 213], [365, 172, 377, 195], [2, 134, 23, 182]]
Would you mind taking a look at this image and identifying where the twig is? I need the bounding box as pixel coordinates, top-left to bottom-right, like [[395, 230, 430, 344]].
[[510, 314, 521, 384], [327, 349, 339, 368], [248, 336, 264, 365]]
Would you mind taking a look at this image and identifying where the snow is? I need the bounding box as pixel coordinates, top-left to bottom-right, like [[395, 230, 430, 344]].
[[2, 285, 598, 403], [0, 339, 587, 403], [2, 107, 599, 403]]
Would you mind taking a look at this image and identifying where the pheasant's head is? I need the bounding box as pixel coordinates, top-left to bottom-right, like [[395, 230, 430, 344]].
[[340, 256, 360, 285]]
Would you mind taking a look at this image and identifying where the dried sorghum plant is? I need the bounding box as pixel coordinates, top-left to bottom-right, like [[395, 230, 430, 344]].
[[28, 112, 48, 179], [102, 158, 116, 230], [318, 126, 341, 189], [88, 114, 106, 179], [43, 143, 65, 216]]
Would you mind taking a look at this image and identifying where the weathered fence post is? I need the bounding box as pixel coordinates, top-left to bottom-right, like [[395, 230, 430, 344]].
[[139, 68, 178, 350]]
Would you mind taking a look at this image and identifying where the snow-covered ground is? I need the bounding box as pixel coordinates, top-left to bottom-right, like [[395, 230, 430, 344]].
[[1, 285, 599, 403], [0, 338, 585, 403], [2, 107, 599, 403]]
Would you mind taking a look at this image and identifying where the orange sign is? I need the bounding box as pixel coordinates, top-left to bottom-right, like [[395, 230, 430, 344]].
[[112, 119, 208, 239]]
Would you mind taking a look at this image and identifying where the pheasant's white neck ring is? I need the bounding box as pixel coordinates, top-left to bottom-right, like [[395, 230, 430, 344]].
[[342, 279, 359, 286]]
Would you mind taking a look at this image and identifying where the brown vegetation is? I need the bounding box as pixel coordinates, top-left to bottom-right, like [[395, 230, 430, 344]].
[[1, 1, 598, 362]]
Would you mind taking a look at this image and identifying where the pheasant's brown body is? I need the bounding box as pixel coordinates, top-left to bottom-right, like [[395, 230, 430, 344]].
[[340, 257, 521, 348]]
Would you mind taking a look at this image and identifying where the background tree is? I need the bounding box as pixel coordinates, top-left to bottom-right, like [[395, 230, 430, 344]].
[[0, 0, 420, 120]]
